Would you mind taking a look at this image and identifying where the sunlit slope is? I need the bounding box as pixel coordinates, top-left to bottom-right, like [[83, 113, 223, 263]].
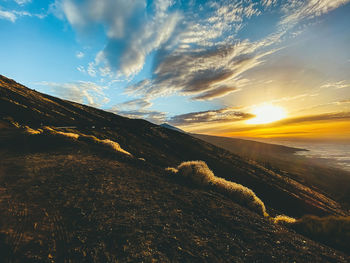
[[1, 74, 349, 261]]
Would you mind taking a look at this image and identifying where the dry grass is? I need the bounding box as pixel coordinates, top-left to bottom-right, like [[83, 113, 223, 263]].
[[24, 126, 42, 135], [24, 126, 131, 156], [99, 139, 132, 156], [79, 134, 132, 156], [177, 161, 216, 186], [273, 215, 296, 224], [166, 161, 268, 217], [42, 126, 79, 139], [165, 167, 178, 174], [212, 176, 268, 217]]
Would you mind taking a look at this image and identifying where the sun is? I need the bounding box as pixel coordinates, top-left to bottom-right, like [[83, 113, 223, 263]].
[[246, 104, 286, 124]]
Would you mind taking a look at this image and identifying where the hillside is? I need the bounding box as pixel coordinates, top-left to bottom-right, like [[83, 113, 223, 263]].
[[1, 75, 349, 262], [193, 134, 350, 209]]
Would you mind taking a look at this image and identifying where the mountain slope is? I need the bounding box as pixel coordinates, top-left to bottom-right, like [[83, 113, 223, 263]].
[[160, 123, 186, 133], [193, 133, 350, 209], [1, 75, 349, 261]]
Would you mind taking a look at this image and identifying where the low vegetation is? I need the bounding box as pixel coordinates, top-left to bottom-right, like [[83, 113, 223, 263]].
[[24, 126, 42, 135], [273, 215, 297, 224], [78, 134, 132, 156], [42, 126, 80, 139], [166, 156, 350, 256], [292, 215, 350, 253], [23, 125, 132, 156], [166, 160, 268, 217]]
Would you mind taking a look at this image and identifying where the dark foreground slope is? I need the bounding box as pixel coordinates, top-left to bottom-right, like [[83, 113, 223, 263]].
[[0, 75, 349, 262]]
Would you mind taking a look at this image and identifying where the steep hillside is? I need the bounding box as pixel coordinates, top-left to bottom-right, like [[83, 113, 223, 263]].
[[1, 75, 349, 261], [193, 133, 350, 209]]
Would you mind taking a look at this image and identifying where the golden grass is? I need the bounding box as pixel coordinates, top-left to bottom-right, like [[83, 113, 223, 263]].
[[99, 139, 132, 156], [165, 167, 178, 174], [212, 176, 268, 217], [24, 126, 131, 156], [177, 161, 216, 186], [79, 134, 132, 156], [24, 126, 43, 135], [273, 215, 296, 224], [166, 160, 268, 217], [42, 126, 79, 139]]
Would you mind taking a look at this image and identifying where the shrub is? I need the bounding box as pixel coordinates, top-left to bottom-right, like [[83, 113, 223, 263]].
[[177, 161, 216, 186], [273, 215, 296, 224], [166, 160, 268, 217], [79, 134, 132, 156], [99, 139, 132, 156], [42, 126, 79, 139], [165, 167, 178, 174], [212, 176, 268, 217], [24, 126, 42, 135]]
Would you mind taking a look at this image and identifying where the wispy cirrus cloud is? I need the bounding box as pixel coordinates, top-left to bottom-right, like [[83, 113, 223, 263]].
[[0, 9, 17, 22], [109, 98, 166, 124], [53, 0, 350, 129], [76, 51, 84, 59], [169, 107, 254, 126], [14, 0, 32, 5], [55, 0, 181, 77], [281, 0, 350, 26], [0, 7, 46, 22], [320, 80, 350, 90], [126, 45, 278, 100], [37, 81, 109, 107]]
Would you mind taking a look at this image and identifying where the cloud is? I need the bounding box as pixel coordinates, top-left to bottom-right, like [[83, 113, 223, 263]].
[[87, 62, 97, 77], [281, 0, 350, 26], [14, 0, 32, 5], [126, 44, 277, 100], [0, 9, 17, 22], [192, 86, 238, 101], [338, 99, 350, 104], [321, 80, 350, 89], [55, 0, 350, 106], [113, 98, 152, 111], [109, 98, 166, 124], [57, 0, 181, 77], [169, 107, 254, 126], [262, 0, 277, 8], [274, 111, 350, 126], [0, 7, 46, 22], [76, 51, 84, 59], [37, 81, 109, 107]]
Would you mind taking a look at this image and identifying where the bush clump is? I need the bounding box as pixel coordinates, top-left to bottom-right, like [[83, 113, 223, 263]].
[[24, 126, 43, 135], [42, 126, 79, 139], [78, 134, 132, 156], [166, 160, 268, 217], [24, 125, 132, 156], [273, 215, 296, 224]]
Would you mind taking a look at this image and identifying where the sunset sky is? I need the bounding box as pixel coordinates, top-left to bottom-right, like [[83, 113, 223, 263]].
[[1, 0, 350, 140]]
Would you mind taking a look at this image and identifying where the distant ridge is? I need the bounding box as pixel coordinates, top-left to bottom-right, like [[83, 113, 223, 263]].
[[160, 123, 186, 133]]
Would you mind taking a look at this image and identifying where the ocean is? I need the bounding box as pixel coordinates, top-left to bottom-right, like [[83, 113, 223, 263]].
[[254, 139, 350, 172]]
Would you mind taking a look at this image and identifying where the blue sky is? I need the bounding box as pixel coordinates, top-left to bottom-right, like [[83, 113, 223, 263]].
[[1, 0, 350, 139]]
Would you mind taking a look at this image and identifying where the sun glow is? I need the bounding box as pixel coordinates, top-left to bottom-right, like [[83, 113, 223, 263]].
[[246, 104, 286, 125]]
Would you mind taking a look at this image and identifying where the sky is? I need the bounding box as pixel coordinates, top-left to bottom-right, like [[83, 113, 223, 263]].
[[1, 0, 350, 141]]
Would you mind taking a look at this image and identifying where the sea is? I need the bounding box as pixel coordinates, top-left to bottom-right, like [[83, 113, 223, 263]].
[[254, 139, 350, 172]]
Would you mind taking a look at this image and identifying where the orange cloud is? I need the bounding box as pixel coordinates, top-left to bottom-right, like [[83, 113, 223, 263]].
[[222, 120, 350, 140]]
